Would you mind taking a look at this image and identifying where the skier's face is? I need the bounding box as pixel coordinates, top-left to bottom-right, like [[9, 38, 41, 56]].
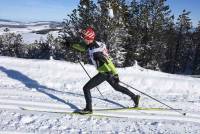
[[84, 38, 94, 45]]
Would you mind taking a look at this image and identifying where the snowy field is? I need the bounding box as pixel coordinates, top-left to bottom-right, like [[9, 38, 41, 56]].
[[0, 56, 200, 133], [0, 20, 60, 44]]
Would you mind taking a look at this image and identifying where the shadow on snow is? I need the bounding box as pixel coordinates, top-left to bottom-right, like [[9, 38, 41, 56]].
[[0, 66, 126, 109]]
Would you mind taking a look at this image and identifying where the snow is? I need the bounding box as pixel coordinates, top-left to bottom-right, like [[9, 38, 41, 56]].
[[0, 56, 200, 133], [108, 3, 114, 18], [0, 21, 60, 44], [108, 8, 114, 18], [0, 21, 22, 25], [21, 33, 46, 44]]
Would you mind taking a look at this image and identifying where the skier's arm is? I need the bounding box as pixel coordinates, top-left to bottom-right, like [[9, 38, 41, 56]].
[[93, 52, 108, 64], [71, 42, 87, 52]]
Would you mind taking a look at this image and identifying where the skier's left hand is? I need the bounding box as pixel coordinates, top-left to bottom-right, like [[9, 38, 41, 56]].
[[113, 74, 119, 83]]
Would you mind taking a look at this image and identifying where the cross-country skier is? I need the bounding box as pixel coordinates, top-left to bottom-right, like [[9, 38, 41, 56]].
[[71, 27, 140, 114]]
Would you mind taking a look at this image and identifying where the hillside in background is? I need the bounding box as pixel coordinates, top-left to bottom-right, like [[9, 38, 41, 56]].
[[0, 19, 62, 44]]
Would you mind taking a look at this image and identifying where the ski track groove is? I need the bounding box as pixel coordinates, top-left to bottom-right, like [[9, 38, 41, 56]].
[[0, 97, 200, 123], [0, 65, 200, 128], [0, 87, 200, 123]]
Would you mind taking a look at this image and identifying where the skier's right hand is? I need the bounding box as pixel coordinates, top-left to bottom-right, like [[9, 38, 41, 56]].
[[107, 73, 119, 83], [112, 74, 119, 83]]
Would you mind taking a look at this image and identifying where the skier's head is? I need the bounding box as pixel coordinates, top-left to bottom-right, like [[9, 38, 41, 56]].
[[82, 26, 95, 45]]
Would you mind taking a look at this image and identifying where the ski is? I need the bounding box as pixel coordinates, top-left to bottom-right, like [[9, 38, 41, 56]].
[[95, 107, 182, 112], [17, 106, 197, 122], [19, 107, 119, 118], [19, 106, 181, 115], [70, 107, 182, 116]]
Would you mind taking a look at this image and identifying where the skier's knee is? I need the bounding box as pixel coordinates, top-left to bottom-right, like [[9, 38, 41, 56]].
[[83, 85, 89, 92], [113, 87, 123, 92]]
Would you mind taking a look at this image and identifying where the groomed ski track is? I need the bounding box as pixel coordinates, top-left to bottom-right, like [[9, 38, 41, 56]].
[[0, 94, 200, 123]]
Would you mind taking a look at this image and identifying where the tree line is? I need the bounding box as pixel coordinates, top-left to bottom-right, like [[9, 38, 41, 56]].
[[62, 0, 200, 75], [0, 33, 68, 60], [0, 0, 200, 75]]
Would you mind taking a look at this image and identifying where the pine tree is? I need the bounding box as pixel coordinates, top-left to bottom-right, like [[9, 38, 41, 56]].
[[62, 0, 128, 66], [0, 35, 3, 55], [192, 21, 200, 74], [79, 0, 98, 29], [46, 34, 56, 60], [124, 0, 140, 66], [126, 0, 172, 70], [0, 33, 23, 57], [4, 28, 10, 32], [98, 0, 128, 67], [173, 10, 192, 73], [96, 0, 129, 67], [162, 15, 177, 73], [62, 0, 97, 62]]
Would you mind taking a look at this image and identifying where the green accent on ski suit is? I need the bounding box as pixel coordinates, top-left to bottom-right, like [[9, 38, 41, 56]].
[[72, 42, 118, 75]]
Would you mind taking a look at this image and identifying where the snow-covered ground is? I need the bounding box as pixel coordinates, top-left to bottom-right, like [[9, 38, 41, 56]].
[[0, 21, 22, 25], [0, 56, 200, 133], [20, 31, 59, 44], [0, 20, 61, 44]]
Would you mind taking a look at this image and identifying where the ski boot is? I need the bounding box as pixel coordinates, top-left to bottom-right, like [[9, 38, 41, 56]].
[[78, 108, 93, 115], [132, 95, 140, 108]]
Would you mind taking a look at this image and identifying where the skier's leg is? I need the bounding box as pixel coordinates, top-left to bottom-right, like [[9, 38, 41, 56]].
[[108, 80, 136, 97], [83, 73, 106, 111], [107, 77, 140, 107]]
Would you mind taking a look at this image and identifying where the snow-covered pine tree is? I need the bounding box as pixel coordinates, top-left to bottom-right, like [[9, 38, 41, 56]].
[[110, 0, 129, 67], [25, 42, 41, 59], [191, 21, 200, 74], [124, 0, 141, 66], [0, 33, 23, 57], [46, 34, 56, 60], [97, 0, 128, 67], [133, 0, 172, 70], [0, 35, 3, 55], [45, 34, 65, 60], [4, 28, 10, 32], [162, 15, 177, 73], [125, 0, 173, 70], [62, 0, 128, 66], [61, 0, 97, 62], [173, 10, 193, 73]]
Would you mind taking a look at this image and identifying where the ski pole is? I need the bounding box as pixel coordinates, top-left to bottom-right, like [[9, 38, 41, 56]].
[[120, 81, 186, 116], [77, 60, 107, 100]]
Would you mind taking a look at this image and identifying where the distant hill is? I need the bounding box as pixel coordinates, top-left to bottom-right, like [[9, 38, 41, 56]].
[[0, 19, 63, 44], [0, 19, 62, 28], [0, 19, 21, 23]]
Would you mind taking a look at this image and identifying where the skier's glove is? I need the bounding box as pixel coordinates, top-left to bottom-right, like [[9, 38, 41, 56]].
[[107, 73, 119, 83], [76, 55, 81, 61], [113, 74, 119, 83]]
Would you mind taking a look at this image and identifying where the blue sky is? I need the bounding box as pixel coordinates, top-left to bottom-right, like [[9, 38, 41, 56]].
[[0, 0, 199, 26], [166, 0, 200, 27], [0, 0, 79, 22]]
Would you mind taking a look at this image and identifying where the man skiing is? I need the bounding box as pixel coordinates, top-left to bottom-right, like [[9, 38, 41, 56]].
[[71, 27, 140, 114]]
